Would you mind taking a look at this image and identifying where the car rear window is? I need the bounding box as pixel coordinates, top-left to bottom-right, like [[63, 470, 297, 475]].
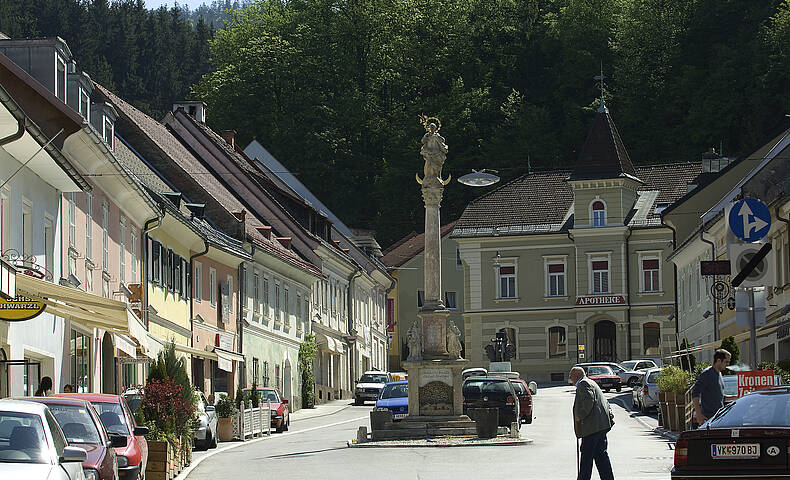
[[708, 391, 790, 427], [381, 384, 408, 399], [621, 361, 638, 371], [510, 382, 526, 395], [47, 404, 102, 445], [646, 371, 662, 383], [463, 380, 511, 396], [587, 366, 613, 376]]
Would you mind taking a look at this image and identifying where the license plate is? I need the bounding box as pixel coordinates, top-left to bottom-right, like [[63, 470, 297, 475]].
[[393, 413, 407, 419], [711, 443, 760, 459]]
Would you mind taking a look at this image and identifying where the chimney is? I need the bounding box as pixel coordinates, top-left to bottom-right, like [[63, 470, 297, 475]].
[[702, 147, 732, 174], [172, 101, 206, 123], [221, 130, 236, 149], [275, 237, 292, 249], [255, 225, 272, 239]]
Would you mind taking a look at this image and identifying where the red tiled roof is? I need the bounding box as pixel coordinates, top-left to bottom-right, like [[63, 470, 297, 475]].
[[380, 222, 457, 268], [95, 84, 322, 277]]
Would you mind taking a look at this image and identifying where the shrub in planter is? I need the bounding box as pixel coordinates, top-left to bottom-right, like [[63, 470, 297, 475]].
[[215, 395, 237, 419], [249, 380, 261, 408], [140, 378, 196, 443], [214, 395, 237, 442], [235, 385, 247, 411], [656, 365, 689, 395]]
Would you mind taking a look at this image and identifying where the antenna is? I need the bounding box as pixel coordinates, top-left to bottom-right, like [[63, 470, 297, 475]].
[[593, 61, 607, 113]]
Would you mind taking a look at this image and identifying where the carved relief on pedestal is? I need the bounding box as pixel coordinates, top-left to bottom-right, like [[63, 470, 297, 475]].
[[418, 381, 453, 415]]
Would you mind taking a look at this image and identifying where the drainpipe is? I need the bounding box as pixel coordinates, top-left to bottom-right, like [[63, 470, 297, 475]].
[[0, 118, 24, 146], [625, 226, 633, 361], [567, 230, 580, 362], [664, 222, 680, 352], [700, 228, 718, 342], [142, 212, 164, 329], [189, 240, 209, 348], [347, 268, 362, 386], [776, 207, 790, 291]]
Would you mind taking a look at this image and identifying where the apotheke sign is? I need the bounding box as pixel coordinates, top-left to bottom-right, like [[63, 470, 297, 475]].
[[576, 295, 626, 306]]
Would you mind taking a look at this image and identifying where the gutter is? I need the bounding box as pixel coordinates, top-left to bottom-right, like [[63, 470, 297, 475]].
[[347, 268, 363, 385], [776, 207, 790, 291], [0, 117, 23, 146], [700, 228, 718, 342], [663, 221, 681, 352]]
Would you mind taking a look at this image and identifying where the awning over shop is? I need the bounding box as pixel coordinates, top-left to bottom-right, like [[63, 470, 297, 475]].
[[214, 347, 244, 373], [16, 274, 149, 353], [315, 332, 344, 354], [115, 333, 137, 358], [173, 343, 219, 362]]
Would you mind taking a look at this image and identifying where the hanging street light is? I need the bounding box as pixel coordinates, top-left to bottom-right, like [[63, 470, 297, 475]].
[[457, 169, 500, 187]]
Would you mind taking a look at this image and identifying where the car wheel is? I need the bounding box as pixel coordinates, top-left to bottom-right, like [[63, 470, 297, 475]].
[[640, 399, 648, 415], [616, 386, 622, 392], [284, 414, 289, 431]]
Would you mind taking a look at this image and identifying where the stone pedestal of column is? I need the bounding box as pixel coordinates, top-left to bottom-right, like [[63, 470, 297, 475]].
[[419, 308, 450, 358], [403, 357, 469, 417]]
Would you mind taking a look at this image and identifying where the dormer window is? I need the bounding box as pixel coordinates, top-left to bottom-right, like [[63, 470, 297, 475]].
[[79, 88, 90, 121], [103, 116, 114, 150], [55, 54, 67, 102], [592, 200, 606, 227]]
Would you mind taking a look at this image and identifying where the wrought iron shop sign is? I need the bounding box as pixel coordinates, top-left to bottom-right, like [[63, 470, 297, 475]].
[[0, 295, 46, 321], [575, 295, 626, 306]]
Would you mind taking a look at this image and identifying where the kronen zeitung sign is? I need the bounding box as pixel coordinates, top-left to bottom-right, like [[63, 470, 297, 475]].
[[575, 295, 626, 306], [0, 295, 46, 321]]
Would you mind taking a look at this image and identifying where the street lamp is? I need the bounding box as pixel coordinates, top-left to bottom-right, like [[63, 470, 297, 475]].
[[457, 169, 500, 187]]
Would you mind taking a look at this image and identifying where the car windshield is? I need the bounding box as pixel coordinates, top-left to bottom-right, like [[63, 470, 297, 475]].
[[123, 394, 142, 414], [587, 366, 613, 376], [646, 371, 662, 384], [381, 384, 408, 399], [0, 411, 49, 464], [46, 403, 102, 445], [722, 376, 738, 396], [258, 390, 280, 403], [360, 374, 388, 384], [92, 402, 130, 436], [621, 361, 638, 371], [708, 390, 790, 427]]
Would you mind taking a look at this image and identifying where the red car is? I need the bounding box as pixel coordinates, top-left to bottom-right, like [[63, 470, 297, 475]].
[[580, 365, 622, 392], [243, 387, 290, 433], [509, 379, 534, 424], [22, 396, 127, 480], [56, 393, 149, 480]]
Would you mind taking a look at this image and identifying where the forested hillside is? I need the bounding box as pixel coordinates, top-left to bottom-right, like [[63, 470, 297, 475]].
[[0, 0, 214, 119], [3, 0, 790, 247]]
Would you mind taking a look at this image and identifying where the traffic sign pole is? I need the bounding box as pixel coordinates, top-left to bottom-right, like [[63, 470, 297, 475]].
[[749, 288, 757, 370]]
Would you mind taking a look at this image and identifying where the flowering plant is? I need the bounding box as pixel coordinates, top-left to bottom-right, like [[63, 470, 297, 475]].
[[140, 378, 196, 441]]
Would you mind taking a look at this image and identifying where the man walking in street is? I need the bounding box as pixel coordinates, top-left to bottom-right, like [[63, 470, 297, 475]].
[[691, 348, 732, 426], [570, 366, 615, 480]]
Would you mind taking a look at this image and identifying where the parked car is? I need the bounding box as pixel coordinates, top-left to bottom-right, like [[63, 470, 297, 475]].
[[462, 368, 488, 381], [509, 379, 533, 424], [120, 389, 142, 416], [576, 362, 640, 387], [242, 387, 290, 433], [633, 367, 662, 413], [56, 394, 148, 480], [0, 399, 88, 480], [462, 377, 520, 428], [576, 365, 622, 392], [354, 371, 394, 405], [22, 396, 126, 480], [193, 391, 217, 450], [375, 381, 408, 420], [672, 386, 790, 480], [621, 359, 660, 373]]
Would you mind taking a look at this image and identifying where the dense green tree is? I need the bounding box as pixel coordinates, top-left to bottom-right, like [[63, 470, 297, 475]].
[[720, 336, 740, 365]]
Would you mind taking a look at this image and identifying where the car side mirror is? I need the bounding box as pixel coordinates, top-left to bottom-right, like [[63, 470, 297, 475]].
[[133, 426, 149, 436], [528, 381, 537, 396], [110, 435, 128, 448], [60, 446, 87, 463], [205, 405, 216, 412], [282, 399, 288, 404]]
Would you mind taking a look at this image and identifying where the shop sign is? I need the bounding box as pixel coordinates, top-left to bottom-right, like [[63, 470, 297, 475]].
[[575, 295, 626, 306], [0, 295, 46, 321], [737, 370, 775, 397]]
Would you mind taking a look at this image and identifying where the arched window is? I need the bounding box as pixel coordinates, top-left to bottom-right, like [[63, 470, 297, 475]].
[[592, 201, 606, 227], [548, 326, 566, 358], [643, 322, 661, 356]]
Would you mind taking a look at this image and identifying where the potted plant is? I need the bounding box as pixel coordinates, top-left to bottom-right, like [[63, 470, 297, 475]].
[[215, 395, 237, 442], [656, 365, 690, 431]]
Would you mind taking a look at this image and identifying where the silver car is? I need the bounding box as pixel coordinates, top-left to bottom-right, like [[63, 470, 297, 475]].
[[632, 367, 662, 413], [0, 399, 87, 480], [193, 392, 218, 450]]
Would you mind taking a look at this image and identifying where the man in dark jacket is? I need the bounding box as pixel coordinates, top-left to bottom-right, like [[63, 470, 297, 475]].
[[570, 366, 615, 480]]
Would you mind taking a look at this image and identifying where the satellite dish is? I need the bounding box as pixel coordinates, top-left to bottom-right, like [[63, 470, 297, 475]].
[[457, 169, 500, 187]]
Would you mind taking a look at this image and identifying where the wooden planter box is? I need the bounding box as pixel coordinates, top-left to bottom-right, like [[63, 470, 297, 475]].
[[146, 441, 169, 480]]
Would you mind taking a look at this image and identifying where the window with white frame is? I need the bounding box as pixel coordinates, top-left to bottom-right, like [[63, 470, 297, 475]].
[[263, 277, 269, 317], [85, 193, 93, 260], [284, 285, 289, 329], [55, 54, 66, 102], [253, 273, 260, 316], [498, 265, 516, 299], [225, 275, 233, 321], [22, 202, 32, 258], [548, 326, 566, 358], [444, 291, 457, 309], [546, 260, 566, 297], [79, 87, 90, 121], [0, 191, 9, 253], [103, 117, 114, 150], [591, 200, 606, 227], [209, 267, 217, 307], [275, 283, 281, 324], [130, 228, 137, 282], [591, 259, 609, 294], [296, 293, 302, 332], [85, 264, 93, 293], [194, 262, 202, 302], [119, 217, 126, 284], [641, 258, 660, 292], [101, 202, 109, 272], [68, 192, 76, 248], [44, 218, 54, 278]]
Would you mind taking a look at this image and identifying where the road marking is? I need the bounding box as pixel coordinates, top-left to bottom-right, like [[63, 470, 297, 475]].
[[175, 415, 368, 480]]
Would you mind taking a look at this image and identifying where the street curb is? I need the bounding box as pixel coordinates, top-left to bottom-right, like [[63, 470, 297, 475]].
[[346, 437, 533, 448], [609, 397, 678, 442]]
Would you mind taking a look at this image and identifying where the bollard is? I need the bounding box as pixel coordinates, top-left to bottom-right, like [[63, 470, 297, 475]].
[[357, 426, 368, 443], [510, 422, 520, 438]]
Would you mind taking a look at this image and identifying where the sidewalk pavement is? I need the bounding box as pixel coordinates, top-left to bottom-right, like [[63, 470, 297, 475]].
[[290, 398, 352, 422], [608, 395, 679, 442]]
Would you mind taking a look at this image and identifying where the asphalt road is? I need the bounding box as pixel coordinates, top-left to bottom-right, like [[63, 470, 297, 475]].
[[185, 385, 675, 480]]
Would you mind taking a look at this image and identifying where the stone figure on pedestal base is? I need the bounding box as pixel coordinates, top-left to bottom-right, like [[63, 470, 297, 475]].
[[407, 319, 423, 361], [447, 321, 462, 359]]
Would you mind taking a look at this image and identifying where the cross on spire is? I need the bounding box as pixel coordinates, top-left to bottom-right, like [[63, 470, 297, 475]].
[[594, 61, 608, 113]]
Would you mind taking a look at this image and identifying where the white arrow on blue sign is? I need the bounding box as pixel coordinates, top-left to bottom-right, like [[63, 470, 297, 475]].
[[729, 198, 771, 242]]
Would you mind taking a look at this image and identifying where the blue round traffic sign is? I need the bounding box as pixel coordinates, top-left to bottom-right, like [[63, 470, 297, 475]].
[[729, 198, 771, 242]]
